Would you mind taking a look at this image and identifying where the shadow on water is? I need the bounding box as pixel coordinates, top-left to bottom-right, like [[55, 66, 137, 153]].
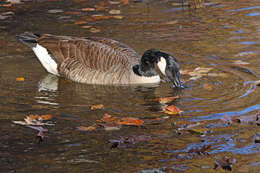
[[0, 0, 260, 172]]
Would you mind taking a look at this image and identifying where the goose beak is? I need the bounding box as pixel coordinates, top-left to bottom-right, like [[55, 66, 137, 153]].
[[171, 73, 184, 89], [154, 62, 184, 88], [165, 68, 184, 89]]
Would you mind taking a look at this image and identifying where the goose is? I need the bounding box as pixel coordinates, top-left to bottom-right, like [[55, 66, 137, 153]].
[[16, 32, 183, 88]]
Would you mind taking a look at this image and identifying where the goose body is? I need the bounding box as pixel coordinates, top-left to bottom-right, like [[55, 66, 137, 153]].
[[17, 32, 183, 87]]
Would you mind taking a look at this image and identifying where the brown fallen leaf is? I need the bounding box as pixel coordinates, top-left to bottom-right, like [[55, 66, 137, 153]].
[[97, 114, 143, 126], [118, 117, 144, 126], [163, 105, 182, 115], [16, 77, 24, 81], [90, 104, 104, 110], [77, 126, 97, 131]]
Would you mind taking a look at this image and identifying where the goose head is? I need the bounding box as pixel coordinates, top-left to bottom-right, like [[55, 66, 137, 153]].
[[139, 49, 184, 88]]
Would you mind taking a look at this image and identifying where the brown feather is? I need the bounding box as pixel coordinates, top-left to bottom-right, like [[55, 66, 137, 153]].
[[36, 34, 140, 84]]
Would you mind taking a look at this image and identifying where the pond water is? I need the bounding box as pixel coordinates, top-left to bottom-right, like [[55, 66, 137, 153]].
[[0, 0, 260, 172]]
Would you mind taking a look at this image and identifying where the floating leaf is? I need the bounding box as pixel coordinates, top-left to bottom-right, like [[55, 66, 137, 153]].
[[40, 114, 53, 120], [77, 126, 97, 131], [109, 9, 121, 15], [13, 114, 55, 126], [163, 105, 182, 115], [81, 7, 95, 12], [118, 117, 144, 126], [16, 77, 24, 81], [113, 15, 124, 19], [91, 104, 104, 110]]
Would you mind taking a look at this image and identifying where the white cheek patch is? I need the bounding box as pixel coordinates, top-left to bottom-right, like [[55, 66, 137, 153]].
[[157, 57, 167, 75], [32, 44, 59, 76]]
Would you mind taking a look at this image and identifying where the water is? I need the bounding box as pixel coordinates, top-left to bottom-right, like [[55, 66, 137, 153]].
[[0, 0, 260, 172]]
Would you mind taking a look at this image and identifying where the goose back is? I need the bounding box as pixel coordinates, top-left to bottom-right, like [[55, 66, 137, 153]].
[[36, 34, 140, 84]]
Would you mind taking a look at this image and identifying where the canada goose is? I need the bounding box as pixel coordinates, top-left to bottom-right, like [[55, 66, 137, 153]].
[[16, 32, 183, 88]]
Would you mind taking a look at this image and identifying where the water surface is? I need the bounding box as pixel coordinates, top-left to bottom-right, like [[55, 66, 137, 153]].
[[0, 0, 260, 172]]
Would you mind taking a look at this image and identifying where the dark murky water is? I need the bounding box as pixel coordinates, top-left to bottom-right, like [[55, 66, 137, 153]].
[[0, 0, 260, 172]]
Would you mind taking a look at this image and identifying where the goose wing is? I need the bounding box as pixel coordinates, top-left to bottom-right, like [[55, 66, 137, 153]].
[[36, 34, 140, 84]]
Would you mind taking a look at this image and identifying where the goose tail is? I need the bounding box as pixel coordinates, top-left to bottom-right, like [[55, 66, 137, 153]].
[[16, 32, 40, 48]]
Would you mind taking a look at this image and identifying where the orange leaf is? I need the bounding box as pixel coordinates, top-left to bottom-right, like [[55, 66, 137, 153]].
[[81, 7, 95, 12], [28, 114, 40, 120], [16, 77, 24, 81], [163, 105, 182, 115], [3, 4, 12, 7], [91, 104, 104, 110], [40, 114, 53, 120], [77, 126, 96, 131], [118, 117, 144, 126]]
